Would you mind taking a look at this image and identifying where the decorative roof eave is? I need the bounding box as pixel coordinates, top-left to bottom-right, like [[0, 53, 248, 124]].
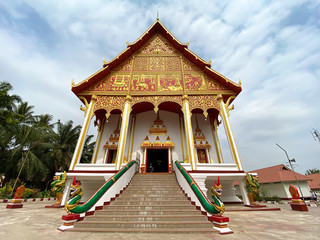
[[71, 19, 238, 97], [126, 20, 189, 52], [204, 66, 242, 95]]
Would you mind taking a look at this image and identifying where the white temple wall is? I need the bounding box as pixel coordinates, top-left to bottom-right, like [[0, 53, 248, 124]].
[[191, 113, 219, 163], [131, 110, 183, 162], [94, 114, 120, 164]]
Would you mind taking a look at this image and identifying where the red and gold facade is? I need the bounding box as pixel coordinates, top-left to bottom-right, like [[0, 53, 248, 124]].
[[67, 20, 246, 198]]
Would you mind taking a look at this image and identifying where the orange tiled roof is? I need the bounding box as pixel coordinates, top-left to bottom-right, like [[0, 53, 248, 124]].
[[307, 173, 320, 190], [247, 164, 312, 184]]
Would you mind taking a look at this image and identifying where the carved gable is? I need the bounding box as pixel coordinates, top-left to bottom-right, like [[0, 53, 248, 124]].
[[80, 30, 232, 96]]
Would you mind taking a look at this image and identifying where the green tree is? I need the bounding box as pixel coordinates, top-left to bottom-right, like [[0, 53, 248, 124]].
[[50, 120, 81, 172], [81, 134, 95, 163], [306, 168, 320, 175], [0, 82, 21, 175]]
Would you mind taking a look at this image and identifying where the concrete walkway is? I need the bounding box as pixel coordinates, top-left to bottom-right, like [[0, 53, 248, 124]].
[[0, 201, 319, 240]]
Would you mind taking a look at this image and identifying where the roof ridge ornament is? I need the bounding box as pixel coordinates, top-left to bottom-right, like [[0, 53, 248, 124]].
[[157, 10, 159, 21]]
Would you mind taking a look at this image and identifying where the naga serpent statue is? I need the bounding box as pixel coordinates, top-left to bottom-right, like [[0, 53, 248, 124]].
[[64, 181, 83, 212], [245, 173, 260, 205], [210, 177, 225, 215], [51, 171, 67, 206]]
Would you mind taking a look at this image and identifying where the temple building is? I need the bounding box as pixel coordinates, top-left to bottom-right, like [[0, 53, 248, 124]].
[[62, 19, 250, 205]]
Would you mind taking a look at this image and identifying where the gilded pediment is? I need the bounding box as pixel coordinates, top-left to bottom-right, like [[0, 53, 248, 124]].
[[75, 20, 240, 97]]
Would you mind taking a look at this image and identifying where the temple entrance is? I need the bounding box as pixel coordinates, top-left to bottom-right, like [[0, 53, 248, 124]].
[[146, 149, 168, 173], [106, 150, 117, 163]]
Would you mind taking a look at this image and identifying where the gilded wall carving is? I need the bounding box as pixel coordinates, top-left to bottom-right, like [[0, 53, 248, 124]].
[[94, 96, 126, 112], [106, 75, 130, 92], [136, 34, 179, 54], [133, 57, 148, 72], [208, 79, 227, 90], [112, 58, 132, 72], [158, 74, 183, 92], [188, 95, 220, 112], [83, 33, 231, 96], [150, 57, 165, 71], [131, 75, 156, 92], [132, 96, 183, 109], [166, 56, 181, 71], [183, 58, 201, 72], [185, 74, 207, 91], [89, 80, 107, 92]]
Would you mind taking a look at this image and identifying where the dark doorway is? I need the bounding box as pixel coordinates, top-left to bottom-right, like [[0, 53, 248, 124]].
[[146, 149, 168, 173], [106, 150, 117, 163]]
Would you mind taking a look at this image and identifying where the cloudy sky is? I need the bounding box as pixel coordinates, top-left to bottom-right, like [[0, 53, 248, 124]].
[[1, 0, 319, 174]]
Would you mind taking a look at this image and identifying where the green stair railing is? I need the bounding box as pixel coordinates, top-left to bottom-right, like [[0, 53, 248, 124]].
[[175, 160, 224, 215], [66, 160, 137, 214]]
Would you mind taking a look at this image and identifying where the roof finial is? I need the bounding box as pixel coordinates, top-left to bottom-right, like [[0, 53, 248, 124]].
[[157, 10, 159, 20]]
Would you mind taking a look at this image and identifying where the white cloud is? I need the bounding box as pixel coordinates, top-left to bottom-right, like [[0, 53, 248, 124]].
[[1, 0, 319, 174]]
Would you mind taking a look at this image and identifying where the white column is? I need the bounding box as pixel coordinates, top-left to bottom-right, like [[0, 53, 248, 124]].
[[217, 94, 243, 171], [239, 178, 250, 205], [212, 119, 224, 163], [206, 148, 211, 163], [182, 95, 197, 170], [115, 95, 132, 170], [69, 95, 97, 170], [61, 178, 72, 206], [91, 118, 105, 164]]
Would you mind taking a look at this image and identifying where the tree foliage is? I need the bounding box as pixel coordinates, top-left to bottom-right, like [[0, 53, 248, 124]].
[[305, 168, 320, 175], [0, 82, 95, 190]]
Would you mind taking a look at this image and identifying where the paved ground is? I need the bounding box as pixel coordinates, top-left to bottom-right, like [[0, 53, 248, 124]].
[[0, 201, 319, 240]]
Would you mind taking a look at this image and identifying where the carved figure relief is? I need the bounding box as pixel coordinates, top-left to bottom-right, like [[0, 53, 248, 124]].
[[106, 75, 129, 91], [185, 74, 207, 91], [158, 75, 183, 92], [131, 75, 156, 92]]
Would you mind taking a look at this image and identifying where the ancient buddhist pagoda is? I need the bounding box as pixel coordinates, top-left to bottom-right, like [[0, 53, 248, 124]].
[[61, 19, 250, 205]]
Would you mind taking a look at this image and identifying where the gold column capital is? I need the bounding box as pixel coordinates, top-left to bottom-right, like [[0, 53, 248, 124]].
[[182, 94, 189, 102], [91, 95, 98, 102], [125, 95, 132, 103], [216, 94, 224, 103]]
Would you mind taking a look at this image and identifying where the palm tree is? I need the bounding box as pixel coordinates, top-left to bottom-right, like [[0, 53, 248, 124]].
[[80, 134, 95, 163], [0, 81, 21, 127], [13, 101, 35, 125], [8, 124, 53, 191], [306, 168, 320, 175], [50, 120, 81, 172], [0, 82, 21, 175]]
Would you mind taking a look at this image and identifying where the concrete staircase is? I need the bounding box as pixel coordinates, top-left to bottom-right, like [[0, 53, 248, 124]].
[[71, 173, 217, 233]]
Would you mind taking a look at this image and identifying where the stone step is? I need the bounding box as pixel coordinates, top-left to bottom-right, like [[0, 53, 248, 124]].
[[115, 197, 187, 201], [70, 172, 216, 234], [94, 209, 202, 216], [127, 185, 180, 189], [69, 227, 218, 233], [110, 200, 191, 206], [129, 182, 178, 186], [122, 190, 183, 195], [103, 204, 196, 210], [75, 220, 213, 229], [84, 214, 207, 222]]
